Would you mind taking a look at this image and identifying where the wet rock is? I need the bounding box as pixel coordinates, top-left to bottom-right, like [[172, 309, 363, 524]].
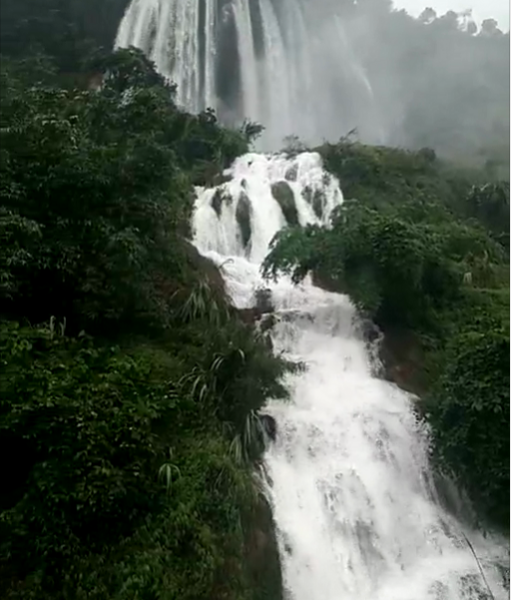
[[311, 270, 340, 293], [360, 319, 380, 343], [236, 192, 252, 247], [264, 334, 274, 352], [312, 190, 324, 218], [211, 188, 226, 216], [378, 327, 428, 396], [302, 185, 324, 219], [260, 313, 277, 333], [285, 164, 298, 181], [244, 494, 283, 600], [211, 171, 232, 187], [237, 297, 274, 328], [255, 287, 273, 314], [211, 188, 234, 217], [183, 241, 225, 295], [238, 307, 259, 324], [271, 181, 299, 226], [260, 414, 277, 441]]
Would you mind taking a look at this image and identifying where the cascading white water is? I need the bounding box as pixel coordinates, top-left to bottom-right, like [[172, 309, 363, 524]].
[[115, 0, 385, 149], [192, 152, 509, 599]]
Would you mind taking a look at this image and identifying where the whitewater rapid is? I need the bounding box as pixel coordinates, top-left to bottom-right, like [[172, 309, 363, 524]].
[[192, 152, 509, 599]]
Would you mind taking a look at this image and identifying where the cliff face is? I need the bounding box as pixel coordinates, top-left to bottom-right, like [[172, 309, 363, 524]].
[[244, 494, 284, 600]]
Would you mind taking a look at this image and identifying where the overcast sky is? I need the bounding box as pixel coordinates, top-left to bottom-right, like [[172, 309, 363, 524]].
[[393, 0, 510, 30]]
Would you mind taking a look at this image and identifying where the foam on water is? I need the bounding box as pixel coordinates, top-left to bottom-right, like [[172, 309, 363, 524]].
[[192, 152, 509, 600]]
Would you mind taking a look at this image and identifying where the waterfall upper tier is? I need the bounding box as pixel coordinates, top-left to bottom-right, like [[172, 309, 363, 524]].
[[115, 0, 385, 149]]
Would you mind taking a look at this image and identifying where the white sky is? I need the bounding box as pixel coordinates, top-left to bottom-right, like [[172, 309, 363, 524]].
[[393, 0, 510, 30]]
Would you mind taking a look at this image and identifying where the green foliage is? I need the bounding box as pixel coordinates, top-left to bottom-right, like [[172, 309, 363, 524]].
[[264, 198, 503, 329], [0, 51, 284, 599], [425, 330, 509, 528], [0, 49, 254, 335], [0, 317, 286, 598], [0, 0, 131, 72]]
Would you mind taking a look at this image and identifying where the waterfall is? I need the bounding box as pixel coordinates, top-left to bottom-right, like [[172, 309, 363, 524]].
[[192, 152, 509, 599], [115, 0, 385, 149]]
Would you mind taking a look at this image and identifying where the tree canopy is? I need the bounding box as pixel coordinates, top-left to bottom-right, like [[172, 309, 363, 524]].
[[0, 49, 284, 600]]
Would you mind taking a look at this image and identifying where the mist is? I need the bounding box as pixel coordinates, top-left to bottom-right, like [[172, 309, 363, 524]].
[[116, 0, 509, 167], [321, 0, 510, 167]]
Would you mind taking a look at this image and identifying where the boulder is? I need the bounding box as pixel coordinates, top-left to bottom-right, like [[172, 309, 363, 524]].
[[211, 189, 224, 216], [235, 192, 252, 248], [302, 185, 324, 219], [260, 414, 277, 442], [211, 188, 234, 217], [254, 287, 273, 314], [271, 181, 299, 226]]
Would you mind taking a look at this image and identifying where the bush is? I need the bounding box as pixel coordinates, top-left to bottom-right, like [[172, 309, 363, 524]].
[[426, 329, 509, 529], [264, 200, 470, 328]]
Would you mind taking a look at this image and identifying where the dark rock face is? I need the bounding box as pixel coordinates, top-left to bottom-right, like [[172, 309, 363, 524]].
[[211, 188, 235, 217], [243, 494, 283, 600], [378, 327, 428, 396], [211, 171, 232, 187], [359, 318, 380, 343], [271, 181, 299, 226], [211, 188, 224, 216], [235, 191, 252, 247], [311, 269, 339, 293], [183, 241, 226, 295], [255, 287, 273, 314], [260, 413, 277, 442], [238, 289, 274, 325], [260, 313, 277, 333], [302, 185, 324, 219], [285, 164, 298, 181]]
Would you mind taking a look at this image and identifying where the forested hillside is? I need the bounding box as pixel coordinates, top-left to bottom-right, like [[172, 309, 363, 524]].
[[0, 0, 130, 71], [0, 47, 286, 599]]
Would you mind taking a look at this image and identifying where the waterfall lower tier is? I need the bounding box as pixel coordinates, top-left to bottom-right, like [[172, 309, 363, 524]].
[[115, 0, 385, 149], [192, 152, 509, 599]]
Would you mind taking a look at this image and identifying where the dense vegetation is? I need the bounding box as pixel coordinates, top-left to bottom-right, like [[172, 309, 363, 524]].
[[264, 139, 509, 530], [0, 0, 131, 72], [0, 49, 287, 599]]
